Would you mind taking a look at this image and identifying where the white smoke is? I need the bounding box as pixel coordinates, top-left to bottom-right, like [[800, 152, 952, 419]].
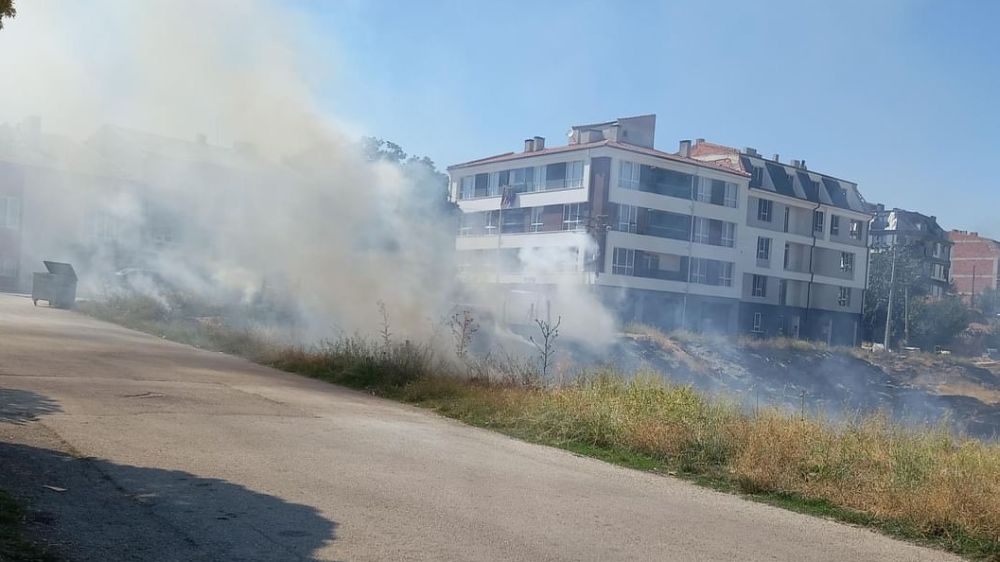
[[0, 0, 619, 350]]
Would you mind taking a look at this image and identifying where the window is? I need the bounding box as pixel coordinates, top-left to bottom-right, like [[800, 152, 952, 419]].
[[0, 197, 21, 229], [757, 237, 771, 260], [563, 203, 586, 231], [719, 261, 734, 287], [757, 199, 773, 222], [543, 161, 585, 190], [637, 164, 694, 199], [724, 183, 738, 208], [460, 176, 475, 200], [849, 220, 863, 240], [751, 166, 764, 187], [722, 222, 736, 247], [566, 161, 585, 188], [474, 173, 490, 197], [778, 279, 788, 306], [693, 217, 710, 244], [511, 167, 535, 192], [619, 161, 640, 190], [838, 287, 851, 307], [646, 209, 691, 241], [690, 258, 707, 284], [697, 178, 739, 208], [488, 172, 500, 197], [617, 204, 637, 233], [783, 243, 791, 269], [529, 207, 544, 233], [484, 210, 499, 235], [688, 258, 734, 287], [783, 207, 790, 233], [501, 207, 526, 233], [813, 210, 824, 233], [752, 312, 763, 333], [612, 248, 635, 276], [830, 215, 840, 236], [841, 252, 855, 272], [752, 274, 767, 297]]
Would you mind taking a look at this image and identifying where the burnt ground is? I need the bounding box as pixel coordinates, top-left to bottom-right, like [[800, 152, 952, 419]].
[[599, 335, 1000, 440]]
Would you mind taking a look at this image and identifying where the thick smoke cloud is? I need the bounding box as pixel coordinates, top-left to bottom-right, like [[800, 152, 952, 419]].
[[0, 0, 619, 347]]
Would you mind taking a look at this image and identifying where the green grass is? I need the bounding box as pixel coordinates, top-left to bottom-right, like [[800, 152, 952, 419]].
[[78, 298, 1000, 561], [0, 490, 56, 562]]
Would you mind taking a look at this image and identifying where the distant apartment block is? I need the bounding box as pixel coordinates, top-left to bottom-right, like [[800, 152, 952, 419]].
[[870, 206, 952, 298], [949, 230, 1000, 303], [447, 116, 872, 345]]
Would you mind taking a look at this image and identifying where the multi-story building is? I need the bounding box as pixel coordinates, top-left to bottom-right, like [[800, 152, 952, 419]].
[[949, 230, 1000, 304], [449, 115, 749, 333], [869, 206, 952, 298], [448, 117, 872, 344], [688, 141, 872, 345]]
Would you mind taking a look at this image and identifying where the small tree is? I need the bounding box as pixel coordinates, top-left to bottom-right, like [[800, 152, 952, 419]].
[[530, 316, 561, 380], [908, 296, 974, 350], [449, 309, 479, 360], [0, 0, 14, 30], [376, 300, 392, 352]]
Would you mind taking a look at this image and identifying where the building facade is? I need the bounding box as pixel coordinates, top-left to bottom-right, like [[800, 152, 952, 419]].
[[869, 206, 952, 298], [689, 141, 872, 345], [949, 230, 1000, 304], [448, 116, 872, 345]]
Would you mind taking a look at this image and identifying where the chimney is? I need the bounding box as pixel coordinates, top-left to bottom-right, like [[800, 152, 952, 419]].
[[533, 136, 545, 151], [773, 154, 780, 162], [744, 147, 758, 157], [791, 159, 801, 169], [695, 138, 705, 145], [678, 139, 692, 158], [799, 159, 806, 170], [524, 138, 535, 152]]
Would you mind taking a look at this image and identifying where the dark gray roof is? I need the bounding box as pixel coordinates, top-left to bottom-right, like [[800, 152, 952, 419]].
[[742, 156, 867, 213], [765, 162, 796, 198]]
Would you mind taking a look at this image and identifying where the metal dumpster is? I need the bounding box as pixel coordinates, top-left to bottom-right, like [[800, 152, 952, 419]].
[[32, 261, 78, 309]]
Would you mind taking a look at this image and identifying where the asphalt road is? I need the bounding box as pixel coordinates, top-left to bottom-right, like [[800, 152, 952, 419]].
[[0, 293, 960, 561]]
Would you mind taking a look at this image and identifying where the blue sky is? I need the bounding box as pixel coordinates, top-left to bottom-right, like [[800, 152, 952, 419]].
[[295, 0, 998, 237]]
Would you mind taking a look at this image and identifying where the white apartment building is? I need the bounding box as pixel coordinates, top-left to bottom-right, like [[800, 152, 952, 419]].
[[448, 116, 872, 344], [690, 140, 872, 344]]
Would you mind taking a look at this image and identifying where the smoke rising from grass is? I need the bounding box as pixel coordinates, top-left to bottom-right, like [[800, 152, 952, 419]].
[[0, 0, 619, 348]]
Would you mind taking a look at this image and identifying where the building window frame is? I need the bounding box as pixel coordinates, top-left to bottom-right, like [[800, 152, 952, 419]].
[[752, 274, 768, 298], [612, 248, 635, 276], [752, 312, 764, 333], [757, 199, 773, 222], [849, 219, 863, 240], [838, 287, 851, 307], [813, 210, 825, 233], [618, 160, 640, 190], [757, 237, 772, 261], [841, 251, 855, 273], [830, 215, 840, 236]]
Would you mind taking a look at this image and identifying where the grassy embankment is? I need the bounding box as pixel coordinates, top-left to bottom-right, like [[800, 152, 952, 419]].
[[78, 296, 1000, 560]]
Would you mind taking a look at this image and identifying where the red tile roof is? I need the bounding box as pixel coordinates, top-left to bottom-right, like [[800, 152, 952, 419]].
[[448, 140, 748, 177]]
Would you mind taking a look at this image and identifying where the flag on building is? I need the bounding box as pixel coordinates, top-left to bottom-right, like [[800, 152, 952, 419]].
[[501, 186, 517, 209]]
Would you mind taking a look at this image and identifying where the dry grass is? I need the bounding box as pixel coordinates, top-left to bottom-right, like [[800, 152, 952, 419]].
[[82, 299, 1000, 559]]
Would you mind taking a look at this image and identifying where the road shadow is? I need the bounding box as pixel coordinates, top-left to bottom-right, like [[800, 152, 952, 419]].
[[0, 388, 62, 424], [0, 441, 338, 561]]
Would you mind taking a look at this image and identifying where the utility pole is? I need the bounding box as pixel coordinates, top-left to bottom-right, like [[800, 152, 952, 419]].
[[904, 284, 910, 346], [883, 242, 897, 350]]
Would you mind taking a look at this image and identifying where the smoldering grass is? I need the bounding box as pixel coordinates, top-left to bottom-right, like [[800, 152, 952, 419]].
[[81, 297, 1000, 560]]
